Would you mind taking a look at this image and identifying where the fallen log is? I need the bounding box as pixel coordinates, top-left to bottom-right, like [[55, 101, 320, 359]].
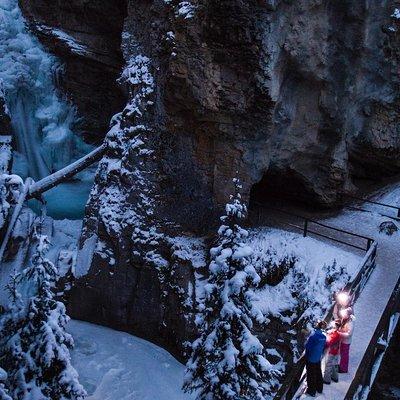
[[27, 144, 105, 199], [0, 177, 33, 263]]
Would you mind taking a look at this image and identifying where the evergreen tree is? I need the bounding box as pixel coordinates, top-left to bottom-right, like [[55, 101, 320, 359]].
[[0, 271, 30, 400], [0, 270, 24, 343], [184, 179, 272, 400], [8, 234, 86, 400]]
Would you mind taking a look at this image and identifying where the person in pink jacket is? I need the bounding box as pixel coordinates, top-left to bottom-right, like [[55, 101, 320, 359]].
[[338, 307, 355, 373]]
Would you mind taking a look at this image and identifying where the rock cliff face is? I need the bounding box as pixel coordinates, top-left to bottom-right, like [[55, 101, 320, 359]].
[[19, 0, 127, 142], [20, 0, 400, 209], [19, 0, 400, 359]]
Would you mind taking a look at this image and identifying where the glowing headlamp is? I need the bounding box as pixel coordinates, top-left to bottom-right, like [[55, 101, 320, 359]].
[[337, 292, 350, 306]]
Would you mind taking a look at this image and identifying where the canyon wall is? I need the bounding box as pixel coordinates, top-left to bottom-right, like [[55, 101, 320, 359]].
[[19, 0, 128, 143], [18, 0, 400, 359], [20, 0, 400, 210]]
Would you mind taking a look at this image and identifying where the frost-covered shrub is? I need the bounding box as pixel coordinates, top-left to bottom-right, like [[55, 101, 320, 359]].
[[255, 249, 298, 287], [324, 260, 350, 287], [0, 368, 11, 400], [287, 258, 350, 329], [0, 273, 25, 399], [249, 229, 358, 328]]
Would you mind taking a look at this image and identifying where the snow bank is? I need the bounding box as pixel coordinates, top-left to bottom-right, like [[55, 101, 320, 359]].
[[69, 320, 194, 400], [247, 228, 361, 325]]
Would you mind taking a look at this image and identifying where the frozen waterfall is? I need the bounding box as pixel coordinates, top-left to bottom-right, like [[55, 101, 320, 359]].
[[0, 0, 95, 219]]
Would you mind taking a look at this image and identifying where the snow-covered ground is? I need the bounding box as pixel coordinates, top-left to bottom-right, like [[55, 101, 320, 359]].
[[325, 183, 400, 247], [248, 228, 361, 326], [67, 228, 361, 400], [66, 183, 399, 400], [3, 182, 398, 400], [0, 218, 363, 399], [69, 320, 194, 400]]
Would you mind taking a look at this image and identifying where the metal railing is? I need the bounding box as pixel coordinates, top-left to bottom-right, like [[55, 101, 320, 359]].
[[252, 203, 374, 252], [275, 241, 378, 400], [345, 275, 400, 400], [341, 193, 400, 220]]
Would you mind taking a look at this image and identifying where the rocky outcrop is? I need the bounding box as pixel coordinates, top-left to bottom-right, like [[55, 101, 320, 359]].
[[20, 0, 400, 218], [258, 0, 400, 205], [19, 0, 400, 362], [65, 0, 274, 357], [19, 0, 128, 143]]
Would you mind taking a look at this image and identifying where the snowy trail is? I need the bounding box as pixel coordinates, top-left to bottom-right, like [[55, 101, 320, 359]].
[[316, 190, 400, 399], [297, 183, 400, 400], [316, 261, 397, 400]]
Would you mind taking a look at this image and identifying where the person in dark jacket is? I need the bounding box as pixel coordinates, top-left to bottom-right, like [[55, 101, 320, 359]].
[[305, 320, 327, 397]]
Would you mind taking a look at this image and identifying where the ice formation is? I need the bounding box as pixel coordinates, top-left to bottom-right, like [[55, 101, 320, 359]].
[[0, 0, 94, 218]]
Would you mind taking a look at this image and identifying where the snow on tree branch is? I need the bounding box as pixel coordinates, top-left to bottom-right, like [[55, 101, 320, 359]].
[[183, 179, 277, 400], [0, 234, 86, 400]]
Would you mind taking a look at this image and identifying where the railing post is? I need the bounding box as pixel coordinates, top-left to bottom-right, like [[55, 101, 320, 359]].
[[397, 208, 400, 219], [367, 238, 372, 251], [303, 219, 308, 237]]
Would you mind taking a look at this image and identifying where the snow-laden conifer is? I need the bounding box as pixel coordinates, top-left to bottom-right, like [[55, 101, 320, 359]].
[[184, 179, 271, 400], [0, 270, 29, 399], [2, 234, 86, 400]]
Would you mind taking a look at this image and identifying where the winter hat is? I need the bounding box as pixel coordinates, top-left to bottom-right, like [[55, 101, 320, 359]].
[[341, 307, 354, 320], [316, 320, 327, 330], [345, 307, 354, 316]]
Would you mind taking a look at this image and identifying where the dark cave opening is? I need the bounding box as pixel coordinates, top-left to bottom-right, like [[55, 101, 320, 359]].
[[249, 168, 322, 211]]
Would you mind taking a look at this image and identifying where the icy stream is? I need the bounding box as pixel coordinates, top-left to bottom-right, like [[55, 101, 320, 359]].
[[0, 0, 95, 219]]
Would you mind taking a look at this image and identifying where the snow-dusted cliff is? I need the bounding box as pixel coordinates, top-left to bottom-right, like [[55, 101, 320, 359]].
[[0, 1, 400, 398]]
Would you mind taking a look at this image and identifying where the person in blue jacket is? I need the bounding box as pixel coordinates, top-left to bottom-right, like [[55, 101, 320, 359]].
[[305, 320, 327, 397]]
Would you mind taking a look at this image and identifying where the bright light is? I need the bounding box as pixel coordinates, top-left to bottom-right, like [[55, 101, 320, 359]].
[[337, 292, 350, 306], [339, 309, 348, 318]]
